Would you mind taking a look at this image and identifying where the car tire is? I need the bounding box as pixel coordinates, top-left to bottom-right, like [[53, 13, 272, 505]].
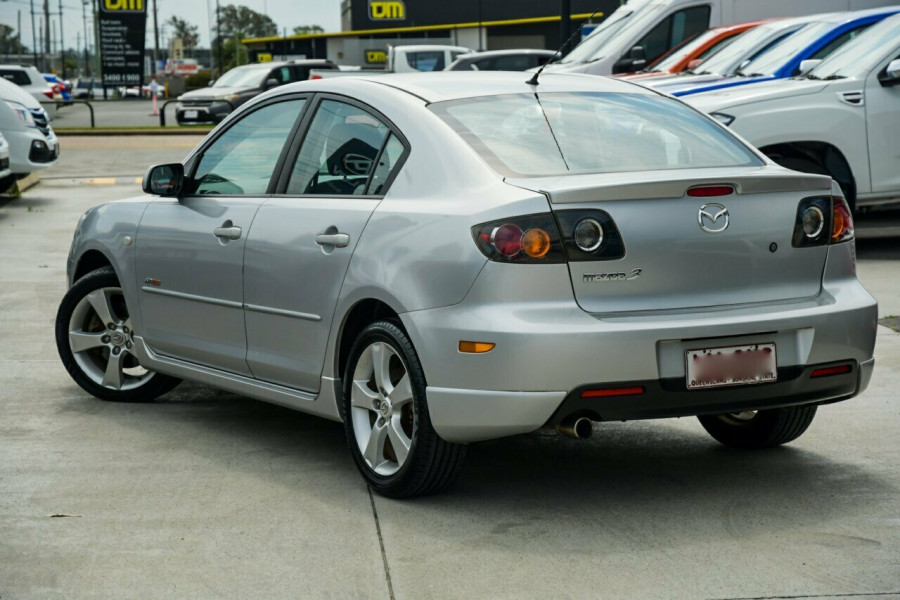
[[55, 267, 181, 402], [697, 405, 817, 449], [342, 320, 466, 498]]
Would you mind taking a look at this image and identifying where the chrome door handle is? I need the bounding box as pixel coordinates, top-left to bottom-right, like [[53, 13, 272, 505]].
[[315, 233, 350, 248], [213, 226, 242, 240]]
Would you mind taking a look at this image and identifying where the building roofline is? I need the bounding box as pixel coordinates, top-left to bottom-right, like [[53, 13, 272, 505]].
[[242, 12, 602, 44]]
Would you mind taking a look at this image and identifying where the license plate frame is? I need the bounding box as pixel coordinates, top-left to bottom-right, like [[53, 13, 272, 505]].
[[686, 343, 777, 390]]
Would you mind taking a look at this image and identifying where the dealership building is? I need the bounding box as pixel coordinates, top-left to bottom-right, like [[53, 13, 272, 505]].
[[242, 0, 620, 67]]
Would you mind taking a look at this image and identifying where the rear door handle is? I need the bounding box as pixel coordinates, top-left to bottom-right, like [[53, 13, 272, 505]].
[[214, 226, 242, 240], [315, 233, 350, 248]]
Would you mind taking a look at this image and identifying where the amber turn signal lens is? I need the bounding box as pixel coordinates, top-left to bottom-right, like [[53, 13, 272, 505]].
[[459, 341, 495, 354], [521, 228, 551, 258]]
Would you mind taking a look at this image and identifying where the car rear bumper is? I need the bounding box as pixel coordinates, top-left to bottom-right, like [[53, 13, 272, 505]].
[[402, 246, 877, 443]]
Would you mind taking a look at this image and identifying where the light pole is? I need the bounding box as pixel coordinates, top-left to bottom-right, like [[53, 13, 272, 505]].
[[82, 0, 90, 76], [58, 0, 66, 78]]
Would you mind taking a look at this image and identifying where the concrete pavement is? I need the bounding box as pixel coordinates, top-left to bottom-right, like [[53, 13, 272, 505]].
[[1, 140, 899, 599]]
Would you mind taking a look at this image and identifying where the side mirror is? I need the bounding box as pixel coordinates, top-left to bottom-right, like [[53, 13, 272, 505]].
[[265, 78, 280, 89], [612, 46, 648, 74], [686, 58, 703, 71], [797, 59, 821, 76], [207, 79, 215, 86], [143, 163, 184, 197], [879, 58, 900, 87]]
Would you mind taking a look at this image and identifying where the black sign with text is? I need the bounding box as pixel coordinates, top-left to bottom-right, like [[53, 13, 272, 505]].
[[98, 0, 147, 87]]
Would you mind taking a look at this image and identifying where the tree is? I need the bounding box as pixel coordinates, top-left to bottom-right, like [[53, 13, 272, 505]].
[[292, 25, 324, 35], [0, 24, 27, 55], [167, 16, 200, 58], [217, 4, 278, 41]]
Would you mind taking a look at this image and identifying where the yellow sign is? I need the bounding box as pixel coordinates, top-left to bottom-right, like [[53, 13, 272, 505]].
[[103, 0, 144, 11], [258, 53, 273, 62], [365, 50, 387, 64], [369, 0, 405, 20]]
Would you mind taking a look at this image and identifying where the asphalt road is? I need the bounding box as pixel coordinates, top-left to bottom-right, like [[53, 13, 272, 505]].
[[1, 138, 899, 599]]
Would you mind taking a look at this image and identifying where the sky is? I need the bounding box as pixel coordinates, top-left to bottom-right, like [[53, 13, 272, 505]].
[[0, 0, 343, 54]]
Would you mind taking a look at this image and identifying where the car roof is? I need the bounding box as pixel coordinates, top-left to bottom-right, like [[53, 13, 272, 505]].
[[816, 5, 900, 24], [455, 49, 555, 58], [319, 71, 654, 103]]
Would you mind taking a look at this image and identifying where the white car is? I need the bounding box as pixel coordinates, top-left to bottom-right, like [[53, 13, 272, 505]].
[[0, 65, 59, 119], [0, 77, 59, 181], [0, 132, 12, 189], [687, 12, 900, 211]]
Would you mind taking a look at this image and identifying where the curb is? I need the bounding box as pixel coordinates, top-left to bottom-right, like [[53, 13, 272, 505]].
[[55, 128, 213, 136]]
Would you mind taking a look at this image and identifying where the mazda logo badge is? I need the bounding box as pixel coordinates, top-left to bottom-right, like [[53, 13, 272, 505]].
[[698, 203, 729, 233]]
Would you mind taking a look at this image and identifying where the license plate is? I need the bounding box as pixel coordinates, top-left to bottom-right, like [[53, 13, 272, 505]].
[[184, 110, 198, 119], [686, 343, 777, 390]]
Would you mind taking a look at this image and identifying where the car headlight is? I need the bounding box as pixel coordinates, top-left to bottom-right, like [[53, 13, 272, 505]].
[[5, 101, 36, 128], [215, 93, 241, 102], [710, 112, 735, 127]]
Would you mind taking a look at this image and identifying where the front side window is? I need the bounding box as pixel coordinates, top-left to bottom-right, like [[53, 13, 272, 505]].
[[636, 6, 711, 64], [431, 92, 761, 178], [189, 99, 306, 195], [286, 100, 391, 195]]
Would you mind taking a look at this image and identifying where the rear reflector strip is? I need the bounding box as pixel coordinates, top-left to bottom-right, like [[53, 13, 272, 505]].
[[687, 185, 735, 197], [458, 341, 495, 354], [810, 364, 853, 378], [581, 386, 644, 398]]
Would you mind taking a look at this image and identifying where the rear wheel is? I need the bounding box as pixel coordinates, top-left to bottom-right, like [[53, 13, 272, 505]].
[[698, 405, 817, 449], [342, 321, 466, 498], [55, 267, 180, 402]]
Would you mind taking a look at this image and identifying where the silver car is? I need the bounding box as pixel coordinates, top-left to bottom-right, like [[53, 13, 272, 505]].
[[55, 73, 877, 497]]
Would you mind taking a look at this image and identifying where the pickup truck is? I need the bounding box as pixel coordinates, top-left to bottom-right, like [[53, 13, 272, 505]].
[[310, 45, 472, 79]]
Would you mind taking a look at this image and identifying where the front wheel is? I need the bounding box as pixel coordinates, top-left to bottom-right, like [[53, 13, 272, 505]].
[[697, 405, 817, 449], [55, 267, 181, 402], [342, 321, 466, 498]]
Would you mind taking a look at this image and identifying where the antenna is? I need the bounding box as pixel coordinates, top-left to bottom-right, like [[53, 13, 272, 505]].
[[527, 7, 603, 86]]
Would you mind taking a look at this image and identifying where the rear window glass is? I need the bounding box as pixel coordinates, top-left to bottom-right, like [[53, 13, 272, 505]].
[[430, 92, 761, 177]]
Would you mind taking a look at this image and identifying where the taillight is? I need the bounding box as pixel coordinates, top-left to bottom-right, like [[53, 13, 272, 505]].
[[472, 214, 564, 264], [554, 209, 625, 261], [43, 90, 54, 99], [310, 74, 322, 80], [831, 196, 854, 244], [792, 196, 854, 247], [687, 185, 734, 197]]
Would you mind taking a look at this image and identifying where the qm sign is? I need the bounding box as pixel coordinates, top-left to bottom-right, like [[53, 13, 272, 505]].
[[98, 0, 147, 86], [369, 0, 406, 21]]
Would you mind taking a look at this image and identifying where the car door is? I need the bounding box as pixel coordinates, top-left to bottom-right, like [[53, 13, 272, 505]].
[[135, 97, 308, 374], [867, 51, 900, 194], [243, 95, 408, 391]]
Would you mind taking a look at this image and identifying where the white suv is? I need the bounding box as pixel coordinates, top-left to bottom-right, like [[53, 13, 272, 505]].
[[0, 65, 59, 119], [687, 13, 900, 211], [0, 77, 59, 184]]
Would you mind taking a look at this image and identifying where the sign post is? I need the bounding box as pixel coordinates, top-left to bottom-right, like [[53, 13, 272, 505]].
[[98, 0, 148, 91]]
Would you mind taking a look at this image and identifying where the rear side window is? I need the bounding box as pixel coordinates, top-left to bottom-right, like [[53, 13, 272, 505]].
[[0, 70, 31, 86], [407, 51, 445, 71], [431, 92, 761, 178], [637, 6, 711, 63]]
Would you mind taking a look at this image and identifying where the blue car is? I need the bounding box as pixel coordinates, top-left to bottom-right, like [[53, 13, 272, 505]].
[[42, 73, 71, 103], [669, 7, 900, 97]]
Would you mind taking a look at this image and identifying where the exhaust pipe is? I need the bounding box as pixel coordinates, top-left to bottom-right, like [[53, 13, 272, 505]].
[[555, 416, 593, 439]]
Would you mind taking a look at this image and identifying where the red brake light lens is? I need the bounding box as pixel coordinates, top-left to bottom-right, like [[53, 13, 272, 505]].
[[43, 90, 54, 99], [831, 196, 854, 244], [687, 185, 734, 197]]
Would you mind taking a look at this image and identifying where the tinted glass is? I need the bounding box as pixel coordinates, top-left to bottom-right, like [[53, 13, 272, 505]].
[[695, 24, 798, 75], [407, 51, 445, 71], [366, 134, 405, 195], [287, 100, 390, 195], [431, 92, 761, 178], [0, 70, 32, 86], [810, 15, 900, 79], [738, 22, 832, 76], [190, 99, 306, 195], [637, 6, 711, 64], [808, 25, 870, 61], [214, 66, 269, 88]]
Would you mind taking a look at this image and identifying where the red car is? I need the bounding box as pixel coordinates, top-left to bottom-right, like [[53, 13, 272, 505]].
[[619, 20, 771, 80]]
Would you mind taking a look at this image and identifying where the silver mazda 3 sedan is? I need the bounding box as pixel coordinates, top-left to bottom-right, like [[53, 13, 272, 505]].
[[55, 73, 877, 497]]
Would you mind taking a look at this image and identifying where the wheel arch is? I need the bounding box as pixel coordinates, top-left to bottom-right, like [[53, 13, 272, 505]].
[[73, 249, 116, 283], [335, 298, 405, 382], [758, 141, 857, 208]]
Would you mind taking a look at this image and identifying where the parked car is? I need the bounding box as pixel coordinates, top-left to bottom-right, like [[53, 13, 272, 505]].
[[667, 7, 900, 96], [0, 132, 12, 190], [619, 20, 767, 80], [445, 49, 555, 71], [0, 64, 59, 118], [175, 59, 337, 124], [542, 0, 897, 76], [72, 77, 97, 99], [56, 72, 876, 497], [386, 45, 473, 72], [688, 12, 900, 212], [641, 15, 822, 94], [0, 76, 59, 183], [42, 73, 72, 103]]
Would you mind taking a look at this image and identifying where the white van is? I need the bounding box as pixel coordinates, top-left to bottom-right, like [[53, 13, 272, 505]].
[[386, 45, 473, 73], [547, 0, 899, 76]]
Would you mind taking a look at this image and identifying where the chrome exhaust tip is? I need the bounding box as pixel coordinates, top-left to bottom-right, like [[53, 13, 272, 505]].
[[555, 417, 593, 439]]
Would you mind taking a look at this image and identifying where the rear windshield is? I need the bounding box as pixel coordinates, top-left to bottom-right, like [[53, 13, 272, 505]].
[[430, 92, 761, 178]]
